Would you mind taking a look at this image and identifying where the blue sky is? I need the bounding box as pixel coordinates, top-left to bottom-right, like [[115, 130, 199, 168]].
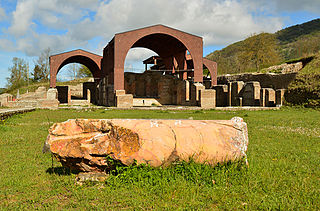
[[0, 0, 319, 88]]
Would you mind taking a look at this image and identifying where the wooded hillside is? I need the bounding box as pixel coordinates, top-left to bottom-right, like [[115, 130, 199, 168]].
[[206, 18, 320, 75]]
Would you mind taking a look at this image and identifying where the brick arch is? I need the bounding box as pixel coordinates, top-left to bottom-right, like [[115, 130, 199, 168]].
[[203, 58, 218, 87], [107, 25, 203, 90], [49, 49, 102, 87]]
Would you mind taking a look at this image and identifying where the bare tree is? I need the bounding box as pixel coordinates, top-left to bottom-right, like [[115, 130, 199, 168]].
[[67, 63, 80, 80]]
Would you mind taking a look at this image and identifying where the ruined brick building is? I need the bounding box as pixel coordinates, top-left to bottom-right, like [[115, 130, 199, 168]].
[[48, 25, 288, 108], [49, 25, 217, 108]]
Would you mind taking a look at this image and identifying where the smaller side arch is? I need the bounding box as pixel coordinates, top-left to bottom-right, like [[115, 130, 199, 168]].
[[50, 49, 102, 87], [203, 58, 218, 87]]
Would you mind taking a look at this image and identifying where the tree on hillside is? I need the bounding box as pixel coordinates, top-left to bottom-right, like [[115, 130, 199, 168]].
[[32, 48, 51, 82], [207, 33, 282, 74], [77, 65, 92, 78], [6, 57, 29, 89], [286, 32, 320, 59], [239, 33, 280, 72], [32, 64, 42, 82]]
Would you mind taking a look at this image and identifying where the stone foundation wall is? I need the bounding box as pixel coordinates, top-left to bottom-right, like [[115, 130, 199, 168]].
[[212, 85, 228, 107], [125, 72, 162, 98], [97, 72, 216, 108], [263, 62, 303, 74], [69, 84, 83, 98], [241, 82, 261, 106], [0, 93, 13, 107], [6, 99, 59, 108], [212, 80, 285, 107], [19, 87, 47, 100], [124, 72, 189, 105], [1, 87, 59, 109], [218, 72, 297, 90], [199, 89, 216, 109]]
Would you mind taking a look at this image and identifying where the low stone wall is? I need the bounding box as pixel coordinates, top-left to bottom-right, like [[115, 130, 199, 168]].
[[19, 87, 47, 100], [69, 84, 83, 98], [0, 93, 13, 107], [263, 62, 303, 74], [133, 98, 161, 107], [0, 108, 35, 120], [1, 87, 59, 109], [125, 72, 208, 107], [218, 72, 297, 90], [96, 72, 216, 109], [212, 80, 285, 107], [6, 99, 59, 109]]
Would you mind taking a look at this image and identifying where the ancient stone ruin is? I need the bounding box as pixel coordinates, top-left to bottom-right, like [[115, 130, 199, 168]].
[[48, 25, 218, 109], [43, 118, 248, 172], [0, 25, 303, 109], [0, 86, 59, 108], [211, 61, 304, 107]]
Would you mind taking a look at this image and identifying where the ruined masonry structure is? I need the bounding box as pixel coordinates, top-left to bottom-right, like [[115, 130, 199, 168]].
[[49, 25, 217, 108], [47, 25, 288, 108]]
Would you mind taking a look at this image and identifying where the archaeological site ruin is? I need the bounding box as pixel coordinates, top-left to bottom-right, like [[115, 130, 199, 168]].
[[1, 25, 302, 109]]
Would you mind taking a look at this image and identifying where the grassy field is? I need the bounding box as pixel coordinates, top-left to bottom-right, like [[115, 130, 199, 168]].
[[0, 108, 319, 209]]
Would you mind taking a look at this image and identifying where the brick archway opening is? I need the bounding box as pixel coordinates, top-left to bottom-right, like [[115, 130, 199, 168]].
[[56, 55, 100, 80], [121, 34, 193, 105], [103, 25, 203, 92], [118, 33, 196, 87], [203, 58, 217, 87], [50, 49, 102, 88]]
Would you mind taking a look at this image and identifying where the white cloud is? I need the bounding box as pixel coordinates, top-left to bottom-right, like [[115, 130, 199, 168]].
[[244, 0, 320, 14], [7, 0, 100, 37], [0, 39, 15, 51], [79, 0, 283, 46], [3, 0, 286, 57], [125, 48, 157, 63], [8, 0, 35, 36], [124, 48, 158, 72], [0, 6, 5, 21]]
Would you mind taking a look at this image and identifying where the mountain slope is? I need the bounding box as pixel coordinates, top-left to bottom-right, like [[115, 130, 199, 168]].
[[276, 18, 320, 44], [285, 52, 320, 107], [206, 18, 320, 75]]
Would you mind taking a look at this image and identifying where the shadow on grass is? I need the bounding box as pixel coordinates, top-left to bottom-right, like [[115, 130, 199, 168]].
[[46, 167, 80, 175]]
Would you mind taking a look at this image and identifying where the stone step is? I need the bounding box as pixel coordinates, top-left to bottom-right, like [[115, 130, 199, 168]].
[[133, 98, 162, 107]]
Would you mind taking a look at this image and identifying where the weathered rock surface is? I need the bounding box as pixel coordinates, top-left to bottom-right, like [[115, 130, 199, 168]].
[[43, 118, 248, 172]]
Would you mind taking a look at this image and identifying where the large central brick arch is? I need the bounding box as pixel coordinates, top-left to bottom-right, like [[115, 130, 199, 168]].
[[102, 25, 203, 91], [49, 49, 102, 87]]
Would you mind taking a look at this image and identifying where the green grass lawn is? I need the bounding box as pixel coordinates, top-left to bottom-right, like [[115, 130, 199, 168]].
[[0, 108, 319, 209]]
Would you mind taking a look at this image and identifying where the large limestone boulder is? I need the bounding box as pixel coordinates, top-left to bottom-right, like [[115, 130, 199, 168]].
[[43, 118, 248, 172]]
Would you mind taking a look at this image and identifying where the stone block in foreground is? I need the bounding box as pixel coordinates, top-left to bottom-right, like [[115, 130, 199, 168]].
[[43, 118, 248, 172]]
